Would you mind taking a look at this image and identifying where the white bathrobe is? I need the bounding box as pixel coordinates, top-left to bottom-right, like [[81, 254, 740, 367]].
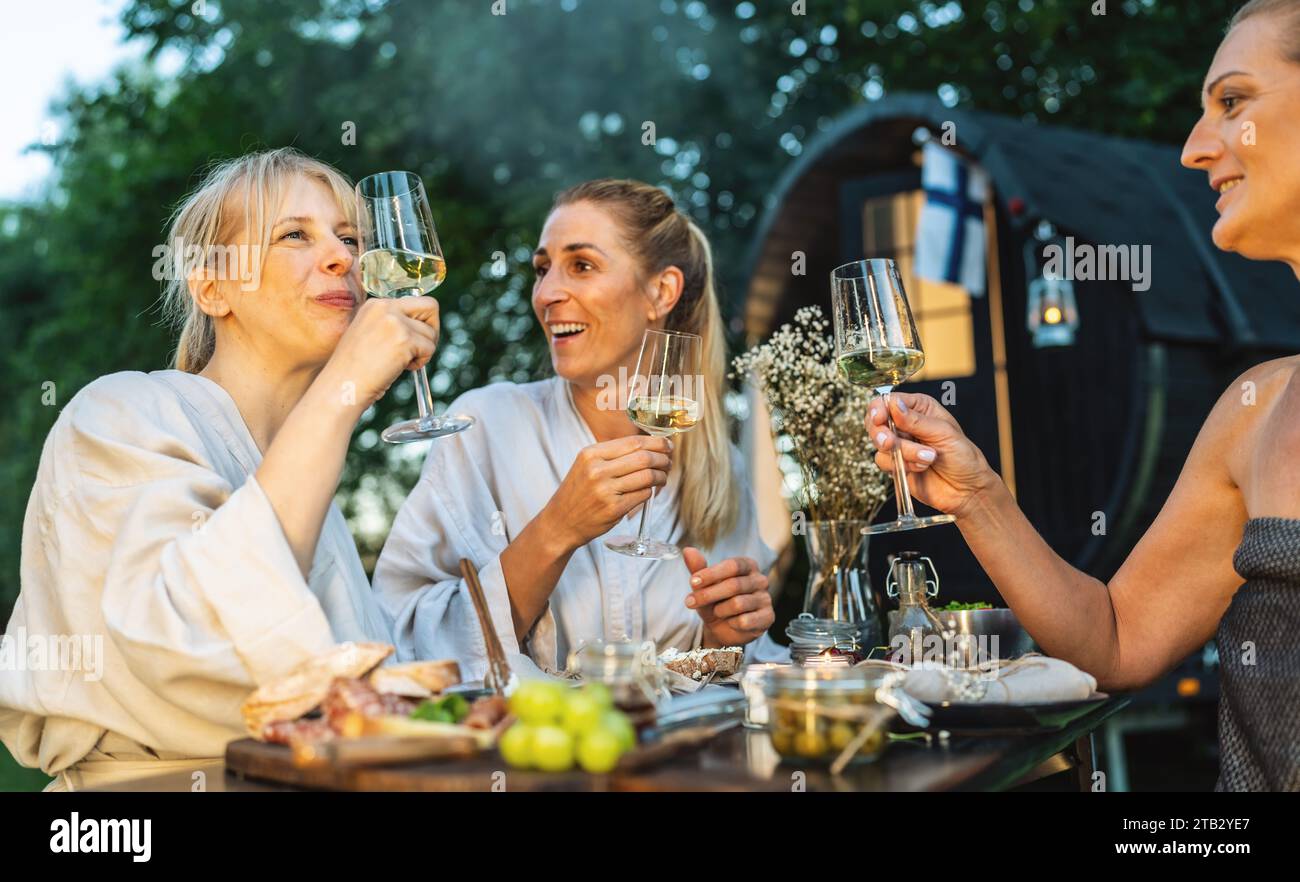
[[372, 376, 784, 681], [0, 370, 392, 789]]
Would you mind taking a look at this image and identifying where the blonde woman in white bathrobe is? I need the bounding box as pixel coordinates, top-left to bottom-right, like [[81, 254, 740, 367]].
[[374, 179, 784, 679], [0, 148, 442, 790]]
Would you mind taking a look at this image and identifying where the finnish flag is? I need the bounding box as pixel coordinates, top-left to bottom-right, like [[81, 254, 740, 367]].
[[915, 140, 988, 297]]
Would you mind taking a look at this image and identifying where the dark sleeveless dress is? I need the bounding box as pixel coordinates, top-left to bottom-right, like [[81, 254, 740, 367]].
[[1216, 518, 1300, 791]]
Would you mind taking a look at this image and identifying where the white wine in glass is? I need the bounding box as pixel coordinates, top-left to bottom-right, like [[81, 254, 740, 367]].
[[830, 258, 955, 535], [359, 249, 447, 297], [356, 171, 473, 443], [627, 395, 701, 434], [836, 346, 924, 389], [606, 328, 703, 561]]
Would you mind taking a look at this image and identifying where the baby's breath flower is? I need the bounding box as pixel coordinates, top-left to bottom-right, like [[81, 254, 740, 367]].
[[731, 305, 892, 523]]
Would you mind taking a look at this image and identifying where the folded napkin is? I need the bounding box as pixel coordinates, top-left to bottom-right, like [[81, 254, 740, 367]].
[[858, 655, 1098, 704]]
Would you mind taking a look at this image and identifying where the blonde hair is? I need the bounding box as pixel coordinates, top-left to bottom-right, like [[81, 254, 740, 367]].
[[1230, 0, 1300, 61], [552, 179, 738, 550], [161, 147, 356, 372]]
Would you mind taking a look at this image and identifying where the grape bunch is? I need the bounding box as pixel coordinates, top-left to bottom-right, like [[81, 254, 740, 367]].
[[499, 680, 637, 773]]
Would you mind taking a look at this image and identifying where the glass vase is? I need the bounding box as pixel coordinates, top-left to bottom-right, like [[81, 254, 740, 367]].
[[800, 520, 883, 653]]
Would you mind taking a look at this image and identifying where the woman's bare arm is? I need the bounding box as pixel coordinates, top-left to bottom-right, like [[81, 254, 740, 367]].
[[870, 370, 1261, 690], [955, 408, 1243, 689]]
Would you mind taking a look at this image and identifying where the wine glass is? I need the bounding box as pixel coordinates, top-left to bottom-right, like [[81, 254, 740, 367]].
[[830, 258, 955, 535], [356, 171, 474, 442], [605, 328, 703, 560]]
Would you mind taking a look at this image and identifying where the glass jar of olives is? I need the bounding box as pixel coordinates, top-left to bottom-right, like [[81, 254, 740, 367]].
[[763, 666, 895, 765]]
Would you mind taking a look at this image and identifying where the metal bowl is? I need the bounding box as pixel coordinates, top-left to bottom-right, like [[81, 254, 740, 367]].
[[931, 608, 1035, 664]]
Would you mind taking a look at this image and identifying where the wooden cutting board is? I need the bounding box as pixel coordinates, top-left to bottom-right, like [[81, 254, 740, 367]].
[[224, 738, 598, 792]]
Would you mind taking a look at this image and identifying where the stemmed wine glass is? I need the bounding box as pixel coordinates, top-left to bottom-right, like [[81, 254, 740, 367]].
[[830, 258, 955, 535], [605, 328, 703, 560], [356, 171, 474, 442]]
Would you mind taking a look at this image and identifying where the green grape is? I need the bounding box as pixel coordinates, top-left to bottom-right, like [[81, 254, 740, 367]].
[[580, 682, 614, 709], [561, 692, 605, 735], [577, 728, 624, 774], [510, 680, 566, 725], [531, 725, 575, 772], [599, 710, 636, 752], [499, 723, 534, 769]]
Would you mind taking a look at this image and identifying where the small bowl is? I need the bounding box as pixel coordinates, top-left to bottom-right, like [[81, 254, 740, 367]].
[[930, 608, 1035, 665]]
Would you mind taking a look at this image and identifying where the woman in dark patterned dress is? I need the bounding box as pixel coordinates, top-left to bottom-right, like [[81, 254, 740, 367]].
[[866, 0, 1300, 791]]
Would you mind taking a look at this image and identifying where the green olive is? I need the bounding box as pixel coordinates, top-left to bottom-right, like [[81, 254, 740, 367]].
[[857, 729, 886, 756], [794, 730, 829, 758], [828, 722, 856, 751]]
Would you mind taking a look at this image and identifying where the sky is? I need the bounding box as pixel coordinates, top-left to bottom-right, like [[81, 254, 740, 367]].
[[0, 0, 136, 199]]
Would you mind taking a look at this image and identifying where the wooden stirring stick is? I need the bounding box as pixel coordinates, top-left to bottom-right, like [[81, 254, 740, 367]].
[[459, 558, 513, 695]]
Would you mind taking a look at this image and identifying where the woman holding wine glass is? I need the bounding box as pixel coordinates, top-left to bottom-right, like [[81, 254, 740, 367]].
[[374, 179, 783, 677], [865, 0, 1300, 790], [0, 147, 440, 789]]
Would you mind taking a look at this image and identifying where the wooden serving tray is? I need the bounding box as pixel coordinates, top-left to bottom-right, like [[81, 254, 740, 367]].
[[224, 738, 597, 792]]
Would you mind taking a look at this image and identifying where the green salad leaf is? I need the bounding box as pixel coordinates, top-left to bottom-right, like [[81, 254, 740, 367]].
[[411, 693, 471, 723]]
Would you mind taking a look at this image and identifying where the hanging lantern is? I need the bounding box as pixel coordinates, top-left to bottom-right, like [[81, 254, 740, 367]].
[[1025, 222, 1079, 348]]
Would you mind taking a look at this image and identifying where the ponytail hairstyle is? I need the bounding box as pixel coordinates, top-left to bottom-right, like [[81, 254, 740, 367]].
[[1229, 0, 1300, 60], [552, 180, 738, 549], [161, 147, 356, 373]]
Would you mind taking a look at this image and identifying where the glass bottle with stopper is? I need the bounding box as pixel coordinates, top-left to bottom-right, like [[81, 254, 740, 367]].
[[885, 551, 944, 667]]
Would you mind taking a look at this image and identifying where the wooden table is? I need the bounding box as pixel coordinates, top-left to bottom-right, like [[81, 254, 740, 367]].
[[92, 696, 1128, 793]]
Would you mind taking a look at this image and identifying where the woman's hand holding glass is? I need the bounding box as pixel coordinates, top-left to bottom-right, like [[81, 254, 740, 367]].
[[866, 391, 1001, 521], [537, 435, 675, 553], [314, 295, 441, 417]]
